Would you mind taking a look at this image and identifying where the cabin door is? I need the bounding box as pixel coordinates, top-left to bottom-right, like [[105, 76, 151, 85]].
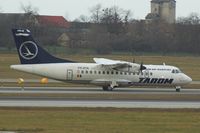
[[67, 69, 73, 80]]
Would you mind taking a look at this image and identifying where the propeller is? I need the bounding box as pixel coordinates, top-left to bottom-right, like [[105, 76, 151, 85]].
[[132, 58, 136, 63], [140, 62, 146, 71]]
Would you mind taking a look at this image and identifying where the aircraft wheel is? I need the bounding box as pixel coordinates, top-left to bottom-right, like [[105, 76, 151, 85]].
[[107, 86, 114, 91], [103, 86, 108, 91], [175, 86, 181, 92], [102, 86, 113, 91]]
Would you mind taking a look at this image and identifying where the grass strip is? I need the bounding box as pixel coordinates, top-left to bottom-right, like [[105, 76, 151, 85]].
[[0, 107, 199, 133]]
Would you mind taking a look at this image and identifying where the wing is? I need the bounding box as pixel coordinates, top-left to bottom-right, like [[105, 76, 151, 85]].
[[93, 58, 141, 71], [93, 58, 130, 69]]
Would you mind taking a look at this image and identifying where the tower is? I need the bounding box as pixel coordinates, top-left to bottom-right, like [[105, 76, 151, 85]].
[[146, 0, 176, 23]]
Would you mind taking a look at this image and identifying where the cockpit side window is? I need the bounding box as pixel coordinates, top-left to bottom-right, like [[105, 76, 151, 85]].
[[172, 69, 175, 73], [172, 69, 182, 74], [176, 70, 179, 73]]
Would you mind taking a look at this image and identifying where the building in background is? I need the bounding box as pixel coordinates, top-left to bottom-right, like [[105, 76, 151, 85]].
[[35, 15, 70, 28], [146, 0, 176, 23]]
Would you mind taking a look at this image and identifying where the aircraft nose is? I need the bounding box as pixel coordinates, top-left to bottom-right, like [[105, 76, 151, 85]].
[[184, 75, 192, 84]]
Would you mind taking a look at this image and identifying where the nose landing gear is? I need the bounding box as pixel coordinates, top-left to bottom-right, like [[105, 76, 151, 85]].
[[175, 86, 181, 92]]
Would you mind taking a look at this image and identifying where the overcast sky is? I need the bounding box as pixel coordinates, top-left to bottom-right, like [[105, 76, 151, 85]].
[[0, 0, 199, 20]]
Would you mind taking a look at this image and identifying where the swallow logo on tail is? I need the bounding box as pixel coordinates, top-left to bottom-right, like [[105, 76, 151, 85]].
[[19, 41, 38, 60]]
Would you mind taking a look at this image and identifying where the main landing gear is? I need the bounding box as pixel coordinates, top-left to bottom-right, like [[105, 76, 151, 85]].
[[103, 81, 118, 91], [102, 86, 114, 91], [175, 86, 181, 92]]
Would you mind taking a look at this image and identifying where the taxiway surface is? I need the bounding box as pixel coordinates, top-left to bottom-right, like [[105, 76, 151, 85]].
[[0, 99, 200, 108], [0, 87, 200, 94], [0, 87, 200, 108]]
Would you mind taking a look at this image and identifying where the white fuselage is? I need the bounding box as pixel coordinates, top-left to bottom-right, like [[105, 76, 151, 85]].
[[11, 63, 192, 87]]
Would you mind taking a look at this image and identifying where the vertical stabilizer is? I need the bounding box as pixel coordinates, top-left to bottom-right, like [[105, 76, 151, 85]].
[[12, 29, 74, 64]]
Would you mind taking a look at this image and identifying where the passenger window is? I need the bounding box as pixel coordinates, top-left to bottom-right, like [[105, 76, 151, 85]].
[[90, 71, 93, 74], [111, 71, 114, 74], [103, 71, 105, 74], [86, 70, 88, 74], [107, 71, 109, 74], [98, 71, 101, 74], [150, 72, 153, 76], [94, 71, 97, 74], [120, 72, 123, 75], [81, 70, 84, 74], [116, 71, 119, 75]]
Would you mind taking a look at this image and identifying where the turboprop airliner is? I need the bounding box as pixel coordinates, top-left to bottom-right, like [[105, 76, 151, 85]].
[[10, 29, 192, 92]]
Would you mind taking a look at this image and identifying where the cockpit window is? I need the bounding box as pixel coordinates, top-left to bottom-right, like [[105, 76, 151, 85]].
[[175, 70, 179, 73], [172, 69, 175, 73], [172, 69, 182, 74]]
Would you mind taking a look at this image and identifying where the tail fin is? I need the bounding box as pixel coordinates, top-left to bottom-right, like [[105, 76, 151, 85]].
[[12, 29, 74, 64]]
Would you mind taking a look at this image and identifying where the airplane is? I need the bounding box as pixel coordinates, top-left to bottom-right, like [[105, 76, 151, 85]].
[[10, 29, 192, 92]]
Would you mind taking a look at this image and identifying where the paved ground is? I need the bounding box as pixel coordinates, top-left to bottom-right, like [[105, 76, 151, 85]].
[[0, 87, 200, 94], [0, 99, 199, 108], [0, 87, 200, 108]]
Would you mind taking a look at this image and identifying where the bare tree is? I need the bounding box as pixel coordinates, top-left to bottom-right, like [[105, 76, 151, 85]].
[[124, 10, 132, 23], [20, 3, 39, 15], [75, 15, 89, 22], [19, 3, 40, 29], [187, 13, 200, 25], [90, 4, 102, 23], [177, 12, 200, 25], [99, 6, 133, 34], [87, 24, 111, 54]]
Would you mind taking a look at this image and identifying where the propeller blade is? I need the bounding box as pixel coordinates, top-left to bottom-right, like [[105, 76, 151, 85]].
[[132, 58, 135, 63], [140, 63, 146, 71]]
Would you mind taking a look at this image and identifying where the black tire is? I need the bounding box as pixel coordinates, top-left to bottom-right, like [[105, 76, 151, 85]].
[[107, 86, 114, 91], [176, 88, 180, 92], [103, 86, 109, 91], [102, 86, 113, 91]]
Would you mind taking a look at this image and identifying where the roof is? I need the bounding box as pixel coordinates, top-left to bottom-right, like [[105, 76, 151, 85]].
[[36, 15, 70, 28], [145, 13, 160, 20]]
